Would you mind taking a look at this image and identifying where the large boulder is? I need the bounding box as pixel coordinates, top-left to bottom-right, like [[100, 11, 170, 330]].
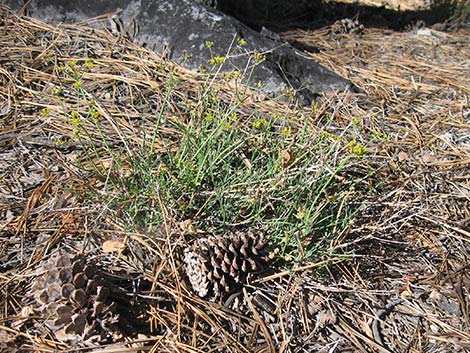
[[2, 0, 357, 104], [196, 0, 319, 28]]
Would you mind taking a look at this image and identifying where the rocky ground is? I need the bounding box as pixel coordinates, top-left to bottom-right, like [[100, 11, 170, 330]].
[[0, 4, 469, 353]]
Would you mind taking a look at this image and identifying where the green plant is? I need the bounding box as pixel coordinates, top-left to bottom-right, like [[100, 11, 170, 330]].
[[85, 90, 361, 264], [66, 45, 365, 266]]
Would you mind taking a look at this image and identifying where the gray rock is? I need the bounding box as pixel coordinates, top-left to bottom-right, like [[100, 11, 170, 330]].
[[197, 0, 317, 28], [2, 0, 357, 104]]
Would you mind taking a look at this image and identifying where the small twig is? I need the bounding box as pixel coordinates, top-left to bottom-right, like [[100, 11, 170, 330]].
[[372, 299, 404, 347], [243, 287, 275, 353], [254, 257, 344, 283]]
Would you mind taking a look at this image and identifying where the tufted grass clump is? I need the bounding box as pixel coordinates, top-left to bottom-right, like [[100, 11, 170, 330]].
[[79, 84, 363, 265], [55, 38, 365, 266]]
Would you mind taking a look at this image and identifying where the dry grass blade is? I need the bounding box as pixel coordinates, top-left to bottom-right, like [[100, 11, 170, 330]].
[[1, 4, 469, 353]]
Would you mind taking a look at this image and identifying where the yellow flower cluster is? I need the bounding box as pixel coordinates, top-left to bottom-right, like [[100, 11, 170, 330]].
[[348, 139, 368, 158], [253, 52, 266, 63], [237, 38, 247, 46], [70, 111, 82, 127], [253, 117, 269, 129], [208, 56, 225, 66]]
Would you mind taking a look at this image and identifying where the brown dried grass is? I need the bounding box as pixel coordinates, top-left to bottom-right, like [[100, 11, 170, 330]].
[[0, 5, 469, 353]]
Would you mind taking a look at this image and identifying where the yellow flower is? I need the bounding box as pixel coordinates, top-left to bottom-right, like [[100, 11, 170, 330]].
[[182, 51, 193, 62], [72, 80, 82, 90], [205, 41, 214, 49], [68, 60, 77, 69], [319, 131, 341, 142], [91, 109, 101, 121], [281, 87, 295, 98], [40, 107, 50, 117], [44, 52, 53, 62], [253, 117, 269, 129], [85, 58, 94, 70], [223, 70, 241, 82], [237, 38, 247, 46], [70, 111, 82, 127], [282, 126, 292, 136], [208, 56, 225, 65], [204, 112, 214, 123], [352, 117, 361, 125], [296, 208, 306, 220], [348, 139, 368, 158], [253, 52, 266, 63]]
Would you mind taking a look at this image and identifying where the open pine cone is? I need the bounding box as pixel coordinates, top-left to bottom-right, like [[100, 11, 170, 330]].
[[332, 18, 365, 35], [183, 232, 267, 299], [29, 252, 119, 344]]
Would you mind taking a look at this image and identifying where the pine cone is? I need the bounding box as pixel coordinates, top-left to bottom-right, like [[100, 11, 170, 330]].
[[183, 232, 267, 299], [332, 18, 364, 35], [29, 252, 119, 344]]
